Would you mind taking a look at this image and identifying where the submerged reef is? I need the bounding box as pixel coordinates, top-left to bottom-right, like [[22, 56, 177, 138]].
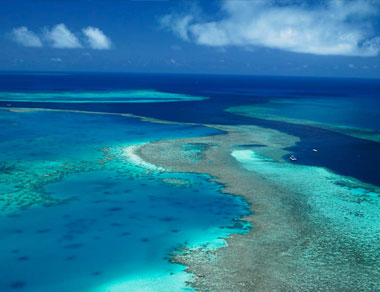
[[0, 108, 220, 213], [0, 108, 250, 292]]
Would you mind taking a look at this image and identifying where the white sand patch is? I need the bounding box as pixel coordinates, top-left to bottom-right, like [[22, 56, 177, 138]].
[[231, 149, 255, 162], [94, 271, 193, 292], [124, 144, 165, 172]]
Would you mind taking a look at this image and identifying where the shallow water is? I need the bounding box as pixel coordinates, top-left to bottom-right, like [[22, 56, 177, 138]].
[[1, 170, 248, 292], [0, 109, 249, 292]]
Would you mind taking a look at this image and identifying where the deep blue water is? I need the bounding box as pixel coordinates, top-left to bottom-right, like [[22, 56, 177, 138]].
[[1, 72, 379, 186], [248, 97, 380, 132]]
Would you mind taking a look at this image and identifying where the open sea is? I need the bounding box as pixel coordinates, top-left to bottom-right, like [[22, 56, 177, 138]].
[[0, 72, 379, 291]]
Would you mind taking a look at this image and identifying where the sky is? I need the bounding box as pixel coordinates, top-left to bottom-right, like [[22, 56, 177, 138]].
[[0, 0, 380, 78]]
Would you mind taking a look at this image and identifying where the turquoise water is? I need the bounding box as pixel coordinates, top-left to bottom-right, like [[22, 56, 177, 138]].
[[0, 90, 206, 103], [0, 109, 222, 212], [0, 109, 249, 291]]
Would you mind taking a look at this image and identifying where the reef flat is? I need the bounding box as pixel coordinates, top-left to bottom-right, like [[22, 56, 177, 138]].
[[0, 90, 206, 103], [135, 123, 380, 291]]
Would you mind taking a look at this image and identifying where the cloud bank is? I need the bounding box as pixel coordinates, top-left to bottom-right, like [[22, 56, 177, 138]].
[[9, 24, 111, 50], [11, 27, 42, 47], [82, 26, 112, 50], [161, 0, 380, 57]]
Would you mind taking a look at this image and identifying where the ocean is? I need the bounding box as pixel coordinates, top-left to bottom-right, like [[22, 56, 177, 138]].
[[1, 73, 379, 184], [0, 72, 379, 291]]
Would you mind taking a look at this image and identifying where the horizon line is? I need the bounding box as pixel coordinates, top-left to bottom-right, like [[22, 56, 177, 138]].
[[0, 70, 379, 81]]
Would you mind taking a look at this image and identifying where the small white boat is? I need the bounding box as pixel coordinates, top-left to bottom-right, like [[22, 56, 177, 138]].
[[289, 155, 297, 161], [312, 149, 318, 152]]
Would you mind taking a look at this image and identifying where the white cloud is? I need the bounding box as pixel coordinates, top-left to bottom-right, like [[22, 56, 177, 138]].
[[161, 0, 380, 57], [161, 15, 193, 41], [9, 24, 113, 50], [82, 26, 111, 50], [11, 27, 42, 47], [44, 24, 82, 48]]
